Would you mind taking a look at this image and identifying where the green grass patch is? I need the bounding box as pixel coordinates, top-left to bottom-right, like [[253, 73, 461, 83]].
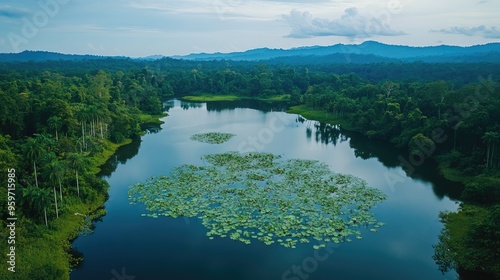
[[89, 138, 132, 174], [0, 182, 109, 280], [181, 95, 242, 102], [437, 162, 475, 185], [256, 94, 290, 102], [139, 113, 168, 125], [0, 136, 123, 279], [287, 105, 354, 130], [181, 94, 291, 102]]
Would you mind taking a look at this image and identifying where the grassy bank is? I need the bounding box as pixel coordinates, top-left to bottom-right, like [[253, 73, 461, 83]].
[[181, 94, 290, 102], [0, 137, 132, 280], [286, 105, 354, 131], [0, 115, 165, 280], [181, 95, 242, 102], [256, 94, 290, 102], [89, 138, 132, 174], [140, 112, 168, 126]]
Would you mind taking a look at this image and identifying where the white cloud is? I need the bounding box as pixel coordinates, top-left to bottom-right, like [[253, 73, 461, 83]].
[[431, 25, 500, 39], [0, 0, 499, 55], [283, 8, 406, 39]]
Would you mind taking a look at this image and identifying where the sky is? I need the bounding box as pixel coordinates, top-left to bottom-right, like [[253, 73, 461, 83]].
[[0, 0, 499, 57]]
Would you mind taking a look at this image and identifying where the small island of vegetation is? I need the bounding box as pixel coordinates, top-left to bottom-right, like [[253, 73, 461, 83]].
[[190, 132, 236, 144]]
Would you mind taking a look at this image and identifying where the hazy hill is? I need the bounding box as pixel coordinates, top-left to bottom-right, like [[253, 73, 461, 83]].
[[174, 41, 500, 62], [1, 41, 500, 63], [0, 50, 126, 62]]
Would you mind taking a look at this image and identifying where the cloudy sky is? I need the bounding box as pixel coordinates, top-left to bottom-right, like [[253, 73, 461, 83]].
[[0, 0, 499, 57]]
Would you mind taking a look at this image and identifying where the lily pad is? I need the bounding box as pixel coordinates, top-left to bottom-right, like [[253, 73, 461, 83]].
[[129, 151, 386, 248], [190, 132, 236, 144]]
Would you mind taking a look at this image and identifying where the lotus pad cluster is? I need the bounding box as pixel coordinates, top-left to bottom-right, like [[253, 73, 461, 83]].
[[189, 132, 235, 144], [129, 152, 386, 249]]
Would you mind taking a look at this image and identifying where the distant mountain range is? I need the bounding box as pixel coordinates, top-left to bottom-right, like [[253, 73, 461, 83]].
[[1, 41, 500, 63], [173, 41, 500, 63], [0, 50, 130, 62], [174, 41, 500, 61]]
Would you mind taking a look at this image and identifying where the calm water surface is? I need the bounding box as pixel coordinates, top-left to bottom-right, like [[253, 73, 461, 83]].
[[71, 99, 460, 280]]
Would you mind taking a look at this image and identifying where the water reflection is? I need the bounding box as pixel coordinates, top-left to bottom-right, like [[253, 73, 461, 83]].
[[141, 123, 162, 134], [164, 99, 175, 111], [98, 136, 142, 177], [181, 101, 203, 110], [303, 115, 464, 200], [170, 99, 464, 201], [205, 99, 289, 112]]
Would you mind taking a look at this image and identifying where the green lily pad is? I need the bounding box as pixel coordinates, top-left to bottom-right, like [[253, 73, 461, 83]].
[[129, 151, 386, 249], [190, 132, 236, 144]]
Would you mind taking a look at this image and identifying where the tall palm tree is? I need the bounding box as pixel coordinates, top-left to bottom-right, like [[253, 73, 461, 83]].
[[53, 186, 59, 219], [47, 159, 65, 203], [88, 105, 99, 137], [482, 131, 500, 169], [25, 138, 42, 188], [47, 116, 62, 141], [67, 152, 89, 197], [75, 106, 90, 150], [22, 186, 51, 227]]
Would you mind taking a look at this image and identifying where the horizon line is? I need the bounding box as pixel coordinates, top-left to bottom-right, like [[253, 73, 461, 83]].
[[2, 40, 500, 59]]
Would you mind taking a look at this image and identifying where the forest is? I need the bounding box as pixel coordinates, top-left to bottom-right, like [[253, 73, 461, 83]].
[[0, 57, 499, 279]]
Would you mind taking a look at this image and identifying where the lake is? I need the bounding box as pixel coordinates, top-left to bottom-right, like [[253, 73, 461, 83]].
[[70, 99, 460, 280]]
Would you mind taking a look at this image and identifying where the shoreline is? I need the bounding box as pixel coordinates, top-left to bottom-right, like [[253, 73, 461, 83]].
[[180, 94, 291, 103], [68, 112, 167, 270], [0, 113, 166, 280], [285, 104, 483, 188], [285, 104, 500, 278]]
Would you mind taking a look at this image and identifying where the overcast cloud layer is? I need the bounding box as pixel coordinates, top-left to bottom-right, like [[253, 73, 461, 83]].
[[0, 0, 499, 56]]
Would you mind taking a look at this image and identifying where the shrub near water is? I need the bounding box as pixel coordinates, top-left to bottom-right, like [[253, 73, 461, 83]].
[[129, 152, 386, 248]]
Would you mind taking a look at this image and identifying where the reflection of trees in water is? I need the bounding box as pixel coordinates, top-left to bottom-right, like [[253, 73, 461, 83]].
[[206, 100, 288, 112], [168, 98, 288, 112], [141, 123, 162, 134], [163, 100, 175, 112], [98, 136, 141, 177], [70, 208, 104, 269], [347, 130, 463, 200], [180, 101, 203, 110], [302, 119, 343, 146], [69, 247, 84, 269], [303, 118, 463, 200], [314, 122, 344, 146], [348, 132, 401, 167]]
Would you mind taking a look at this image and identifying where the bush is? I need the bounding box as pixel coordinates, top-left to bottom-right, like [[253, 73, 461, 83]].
[[461, 177, 500, 205], [408, 133, 435, 157], [110, 132, 125, 143]]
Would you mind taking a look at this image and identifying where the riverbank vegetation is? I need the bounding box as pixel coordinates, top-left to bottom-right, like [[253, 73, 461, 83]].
[[0, 66, 168, 279], [0, 57, 499, 279], [181, 94, 291, 102]]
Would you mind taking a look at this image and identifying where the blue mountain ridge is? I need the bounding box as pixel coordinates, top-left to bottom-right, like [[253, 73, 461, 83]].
[[1, 41, 500, 63], [175, 41, 500, 61]]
